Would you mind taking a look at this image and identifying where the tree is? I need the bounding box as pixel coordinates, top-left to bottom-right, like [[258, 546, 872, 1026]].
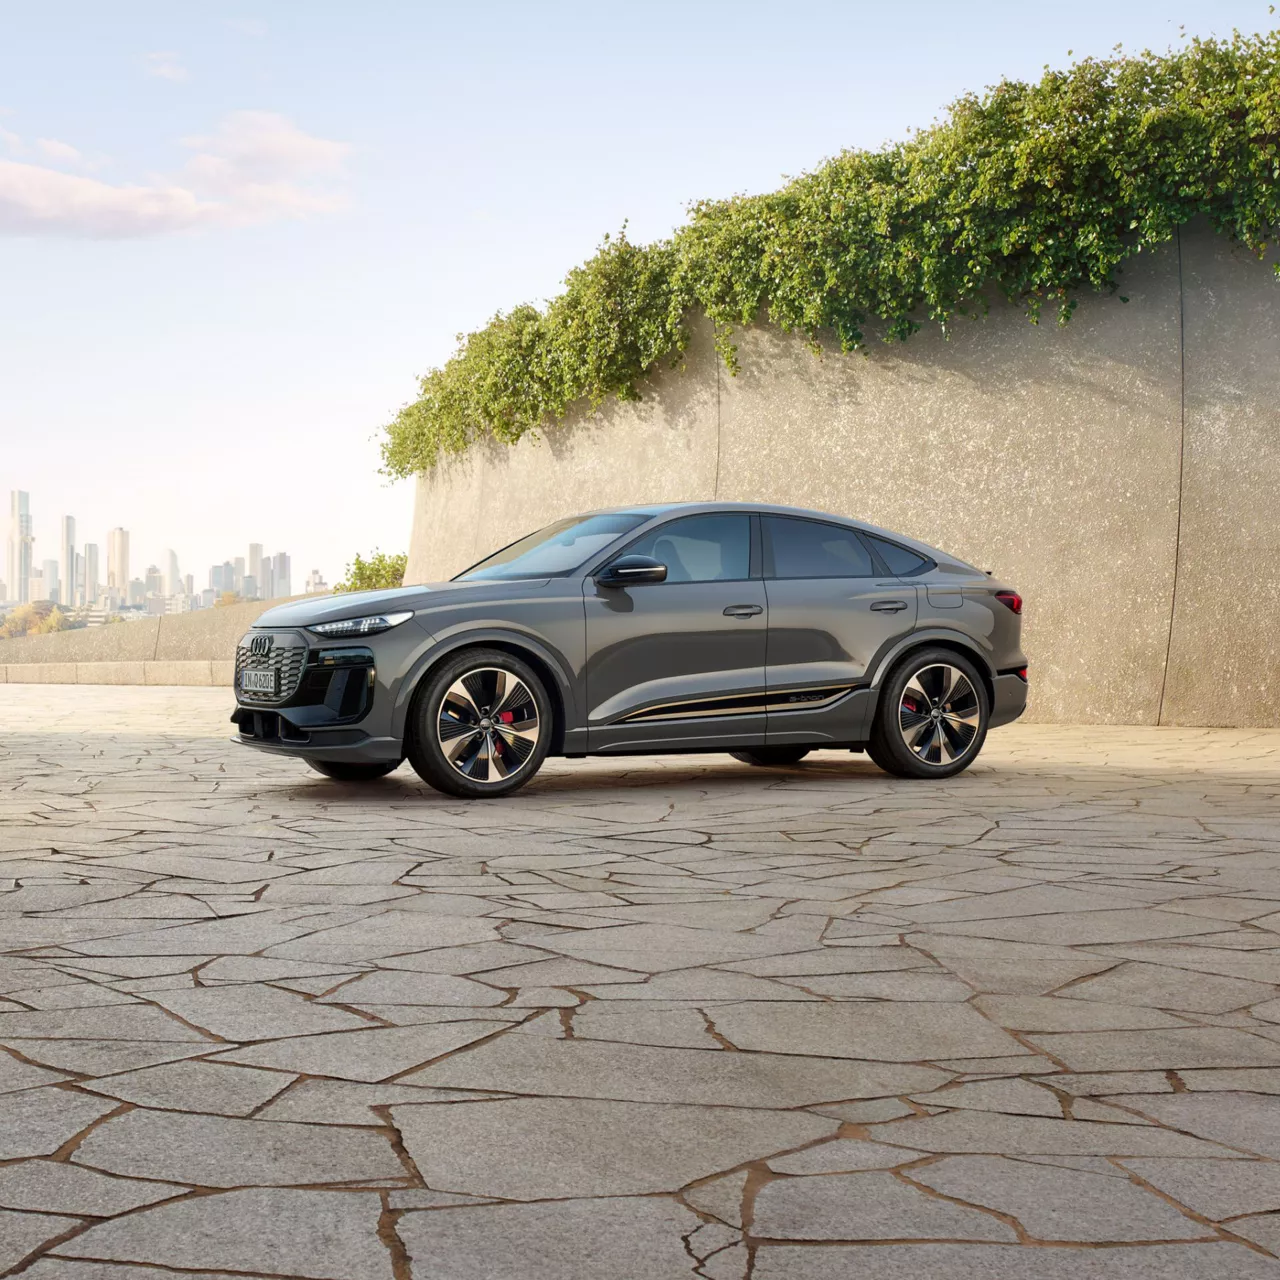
[[336, 551, 407, 593], [0, 602, 70, 639]]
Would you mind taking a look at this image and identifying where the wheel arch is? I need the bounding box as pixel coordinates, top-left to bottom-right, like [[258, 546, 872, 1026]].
[[394, 631, 573, 756], [869, 631, 996, 712]]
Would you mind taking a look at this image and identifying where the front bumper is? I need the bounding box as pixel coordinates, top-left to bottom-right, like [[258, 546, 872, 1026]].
[[989, 671, 1029, 728], [230, 633, 403, 764], [230, 721, 404, 763]]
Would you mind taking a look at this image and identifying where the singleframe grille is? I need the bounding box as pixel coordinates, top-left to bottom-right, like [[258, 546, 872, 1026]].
[[235, 633, 308, 703]]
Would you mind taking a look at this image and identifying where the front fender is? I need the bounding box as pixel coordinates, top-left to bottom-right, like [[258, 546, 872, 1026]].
[[388, 624, 581, 745]]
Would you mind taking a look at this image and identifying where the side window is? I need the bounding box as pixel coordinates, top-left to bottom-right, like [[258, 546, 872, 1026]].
[[624, 514, 751, 583], [865, 534, 932, 577], [766, 517, 874, 579]]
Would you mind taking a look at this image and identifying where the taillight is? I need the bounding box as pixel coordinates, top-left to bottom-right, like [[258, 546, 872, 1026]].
[[1015, 666, 1028, 682], [996, 591, 1023, 615]]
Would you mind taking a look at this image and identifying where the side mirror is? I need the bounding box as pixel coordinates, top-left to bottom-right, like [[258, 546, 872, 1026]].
[[596, 554, 668, 588]]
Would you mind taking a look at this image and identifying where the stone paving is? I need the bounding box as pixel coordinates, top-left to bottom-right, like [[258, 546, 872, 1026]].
[[3, 686, 1280, 1278]]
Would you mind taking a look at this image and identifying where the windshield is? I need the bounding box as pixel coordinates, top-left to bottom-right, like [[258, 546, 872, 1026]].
[[456, 512, 648, 581]]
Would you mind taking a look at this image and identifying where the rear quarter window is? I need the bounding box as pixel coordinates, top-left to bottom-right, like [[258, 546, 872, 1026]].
[[865, 534, 933, 577]]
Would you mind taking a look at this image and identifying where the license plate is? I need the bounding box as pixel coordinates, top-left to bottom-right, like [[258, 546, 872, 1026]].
[[241, 669, 277, 695]]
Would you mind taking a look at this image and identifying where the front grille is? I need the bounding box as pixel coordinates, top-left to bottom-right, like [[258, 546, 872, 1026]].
[[235, 634, 308, 703]]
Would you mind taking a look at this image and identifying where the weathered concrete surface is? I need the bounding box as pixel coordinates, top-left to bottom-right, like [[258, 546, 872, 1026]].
[[406, 222, 1280, 728], [3, 684, 1280, 1277], [1164, 225, 1280, 726]]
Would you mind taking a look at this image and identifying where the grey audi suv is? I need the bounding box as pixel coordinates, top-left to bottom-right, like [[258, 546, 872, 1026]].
[[232, 503, 1027, 798]]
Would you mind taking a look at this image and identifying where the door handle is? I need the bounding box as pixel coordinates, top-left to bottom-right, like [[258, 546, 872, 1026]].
[[870, 599, 908, 613], [723, 604, 763, 618]]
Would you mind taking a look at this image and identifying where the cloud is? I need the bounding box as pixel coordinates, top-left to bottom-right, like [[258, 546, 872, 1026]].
[[0, 111, 348, 237], [183, 111, 347, 187], [0, 127, 22, 155], [0, 162, 211, 236], [145, 51, 189, 82], [36, 138, 83, 164]]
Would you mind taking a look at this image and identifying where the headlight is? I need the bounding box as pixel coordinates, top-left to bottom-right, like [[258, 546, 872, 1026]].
[[307, 611, 413, 637]]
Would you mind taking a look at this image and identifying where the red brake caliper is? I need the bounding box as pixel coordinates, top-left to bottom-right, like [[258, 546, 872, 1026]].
[[491, 710, 515, 760]]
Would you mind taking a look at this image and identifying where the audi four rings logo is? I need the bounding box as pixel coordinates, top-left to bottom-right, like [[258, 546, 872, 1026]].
[[249, 634, 273, 657]]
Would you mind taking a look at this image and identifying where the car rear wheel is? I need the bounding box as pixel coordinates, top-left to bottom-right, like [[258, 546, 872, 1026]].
[[868, 648, 989, 779], [407, 648, 552, 799], [729, 747, 811, 767], [309, 761, 401, 782]]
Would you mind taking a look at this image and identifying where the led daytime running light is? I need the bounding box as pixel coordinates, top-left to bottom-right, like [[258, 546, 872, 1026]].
[[308, 611, 413, 637]]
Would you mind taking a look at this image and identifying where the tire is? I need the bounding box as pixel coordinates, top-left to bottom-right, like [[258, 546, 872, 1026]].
[[868, 647, 990, 779], [308, 760, 401, 782], [406, 647, 552, 799], [729, 747, 811, 767]]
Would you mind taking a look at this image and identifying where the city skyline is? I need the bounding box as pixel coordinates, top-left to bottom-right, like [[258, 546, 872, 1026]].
[[2, 485, 325, 612], [0, 477, 338, 601]]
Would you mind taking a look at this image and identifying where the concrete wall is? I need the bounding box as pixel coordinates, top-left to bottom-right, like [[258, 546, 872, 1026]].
[[0, 597, 293, 686], [406, 221, 1280, 728]]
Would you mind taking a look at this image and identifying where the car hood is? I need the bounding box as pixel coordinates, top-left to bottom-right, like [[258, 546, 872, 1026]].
[[251, 580, 550, 629]]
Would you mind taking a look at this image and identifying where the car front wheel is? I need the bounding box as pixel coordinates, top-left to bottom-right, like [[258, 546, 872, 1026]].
[[868, 648, 989, 779], [407, 648, 552, 799]]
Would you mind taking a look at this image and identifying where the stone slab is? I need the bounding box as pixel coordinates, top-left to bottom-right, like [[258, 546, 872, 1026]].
[[392, 1096, 835, 1198]]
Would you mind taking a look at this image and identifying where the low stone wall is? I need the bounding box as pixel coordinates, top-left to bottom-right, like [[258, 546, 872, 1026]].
[[405, 221, 1280, 729], [0, 597, 295, 686], [0, 661, 234, 686]]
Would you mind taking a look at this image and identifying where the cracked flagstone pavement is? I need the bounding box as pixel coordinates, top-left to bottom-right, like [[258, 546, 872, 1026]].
[[2, 687, 1280, 1277]]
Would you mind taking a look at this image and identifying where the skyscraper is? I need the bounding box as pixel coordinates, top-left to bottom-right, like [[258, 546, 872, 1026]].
[[248, 544, 263, 595], [107, 528, 129, 600], [84, 543, 100, 607], [164, 549, 181, 598], [60, 515, 75, 609], [145, 565, 163, 597], [42, 558, 60, 605], [271, 552, 291, 599], [7, 491, 33, 605]]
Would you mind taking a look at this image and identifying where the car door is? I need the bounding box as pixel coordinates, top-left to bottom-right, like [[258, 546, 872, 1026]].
[[762, 515, 918, 745], [583, 512, 768, 752]]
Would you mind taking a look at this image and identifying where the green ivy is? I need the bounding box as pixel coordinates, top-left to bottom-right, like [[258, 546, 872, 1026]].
[[335, 550, 408, 593], [383, 33, 1280, 478]]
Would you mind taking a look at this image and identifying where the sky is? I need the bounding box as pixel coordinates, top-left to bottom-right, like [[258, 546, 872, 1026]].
[[1, 0, 1275, 589]]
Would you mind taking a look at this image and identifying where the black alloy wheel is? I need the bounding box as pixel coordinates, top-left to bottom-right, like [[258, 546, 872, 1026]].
[[407, 647, 552, 798], [868, 647, 989, 779]]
